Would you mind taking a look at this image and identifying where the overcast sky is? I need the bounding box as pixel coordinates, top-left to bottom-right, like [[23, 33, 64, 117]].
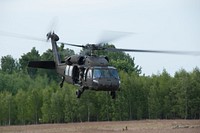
[[0, 0, 200, 76]]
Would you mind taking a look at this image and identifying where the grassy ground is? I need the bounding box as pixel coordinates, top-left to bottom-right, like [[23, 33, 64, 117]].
[[0, 120, 200, 133]]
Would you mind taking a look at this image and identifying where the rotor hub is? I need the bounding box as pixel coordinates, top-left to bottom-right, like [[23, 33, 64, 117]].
[[47, 32, 59, 42]]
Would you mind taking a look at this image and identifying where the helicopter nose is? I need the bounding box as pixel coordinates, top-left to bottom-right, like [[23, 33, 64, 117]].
[[96, 79, 119, 91]]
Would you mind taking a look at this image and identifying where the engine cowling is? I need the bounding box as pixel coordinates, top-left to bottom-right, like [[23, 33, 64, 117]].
[[65, 55, 85, 65]]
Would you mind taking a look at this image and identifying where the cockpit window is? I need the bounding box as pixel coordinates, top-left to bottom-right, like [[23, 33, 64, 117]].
[[110, 69, 119, 79], [93, 69, 101, 78], [93, 68, 119, 79]]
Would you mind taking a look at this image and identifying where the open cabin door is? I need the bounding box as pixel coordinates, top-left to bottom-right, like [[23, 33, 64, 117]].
[[65, 65, 80, 84]]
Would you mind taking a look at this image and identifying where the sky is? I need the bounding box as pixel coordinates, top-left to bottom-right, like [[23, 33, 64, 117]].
[[0, 0, 200, 76]]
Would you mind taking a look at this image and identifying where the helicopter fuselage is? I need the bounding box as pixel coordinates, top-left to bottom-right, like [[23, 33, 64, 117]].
[[57, 55, 120, 92]]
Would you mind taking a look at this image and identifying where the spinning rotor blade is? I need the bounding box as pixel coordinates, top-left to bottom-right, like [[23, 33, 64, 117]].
[[106, 48, 200, 56], [59, 42, 84, 48], [58, 30, 134, 51], [0, 30, 46, 42], [46, 17, 59, 34], [97, 30, 134, 45]]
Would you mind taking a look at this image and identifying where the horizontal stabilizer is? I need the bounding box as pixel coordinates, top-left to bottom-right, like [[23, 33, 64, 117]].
[[28, 61, 55, 69]]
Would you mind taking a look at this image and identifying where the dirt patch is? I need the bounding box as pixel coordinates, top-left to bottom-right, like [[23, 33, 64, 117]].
[[0, 120, 200, 133]]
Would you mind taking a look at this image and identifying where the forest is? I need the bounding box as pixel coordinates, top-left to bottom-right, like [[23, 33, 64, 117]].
[[0, 44, 200, 125]]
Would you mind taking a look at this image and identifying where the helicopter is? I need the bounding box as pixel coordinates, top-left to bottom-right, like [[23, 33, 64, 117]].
[[28, 32, 121, 99], [1, 30, 200, 99], [26, 32, 200, 99]]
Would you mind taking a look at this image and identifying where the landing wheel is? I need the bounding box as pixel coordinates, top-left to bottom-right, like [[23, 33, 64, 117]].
[[60, 82, 63, 88], [76, 87, 85, 98], [76, 90, 82, 98], [110, 91, 116, 99]]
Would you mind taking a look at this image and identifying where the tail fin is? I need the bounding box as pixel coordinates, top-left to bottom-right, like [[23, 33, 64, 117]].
[[47, 32, 61, 65]]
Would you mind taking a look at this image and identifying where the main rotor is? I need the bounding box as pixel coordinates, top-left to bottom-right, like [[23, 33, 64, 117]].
[[1, 30, 200, 56]]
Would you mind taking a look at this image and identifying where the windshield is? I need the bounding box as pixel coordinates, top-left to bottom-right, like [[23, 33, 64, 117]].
[[93, 68, 119, 79]]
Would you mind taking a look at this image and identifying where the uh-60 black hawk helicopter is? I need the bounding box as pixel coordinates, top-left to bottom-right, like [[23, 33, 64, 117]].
[[26, 31, 200, 99], [1, 30, 200, 99]]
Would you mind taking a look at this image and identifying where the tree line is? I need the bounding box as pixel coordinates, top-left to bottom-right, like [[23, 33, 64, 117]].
[[0, 45, 200, 125]]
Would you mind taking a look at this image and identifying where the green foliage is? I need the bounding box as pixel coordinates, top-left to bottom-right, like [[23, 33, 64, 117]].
[[0, 45, 200, 125], [15, 89, 28, 124], [187, 68, 200, 119], [19, 47, 40, 77], [0, 91, 15, 125], [1, 55, 18, 74]]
